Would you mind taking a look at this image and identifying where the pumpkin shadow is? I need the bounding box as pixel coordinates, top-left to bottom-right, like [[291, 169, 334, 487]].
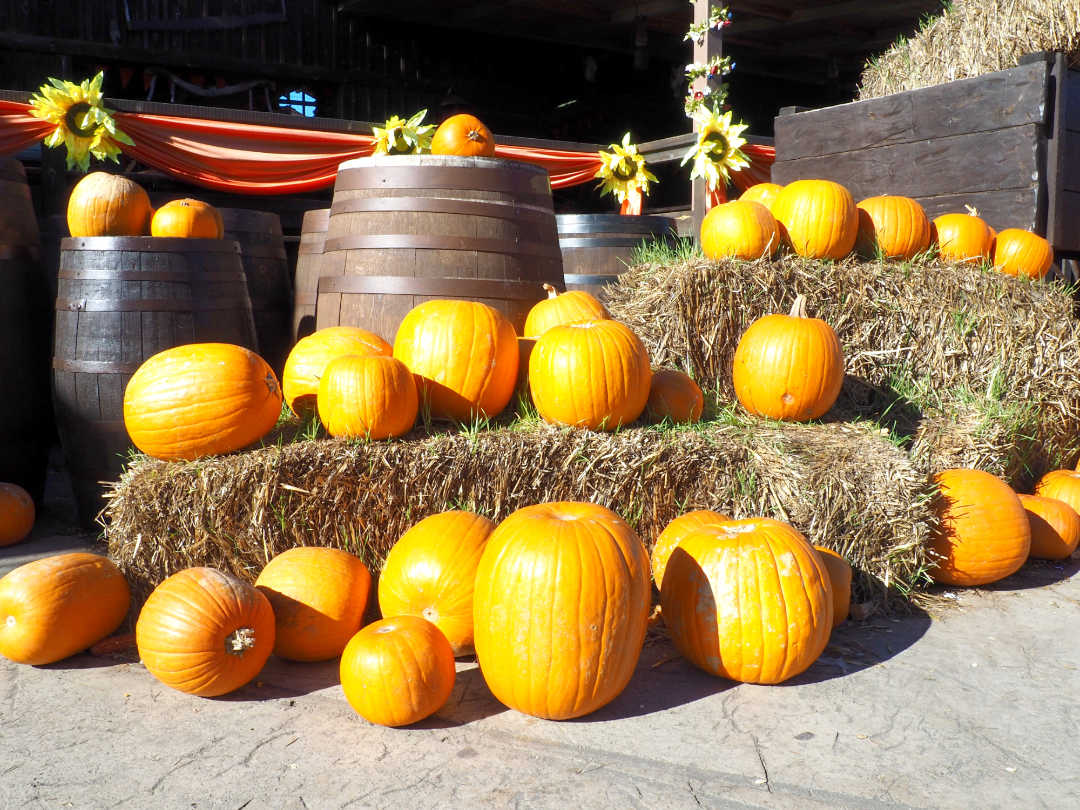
[[217, 656, 343, 701], [969, 557, 1080, 592], [827, 374, 924, 443], [38, 649, 140, 671], [411, 661, 507, 728]]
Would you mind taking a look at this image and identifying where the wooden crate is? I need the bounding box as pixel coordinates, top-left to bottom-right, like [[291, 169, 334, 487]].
[[772, 52, 1079, 257]]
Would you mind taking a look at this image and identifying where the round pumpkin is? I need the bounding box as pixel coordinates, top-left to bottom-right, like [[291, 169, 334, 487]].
[[430, 113, 496, 157], [254, 547, 371, 662], [929, 469, 1030, 586], [661, 518, 833, 683], [738, 182, 783, 212], [283, 326, 392, 417], [523, 283, 609, 339], [651, 509, 731, 589], [66, 172, 152, 237], [993, 228, 1054, 279], [932, 213, 994, 264], [150, 198, 224, 238], [340, 615, 456, 727], [645, 369, 704, 424], [123, 343, 282, 461], [529, 320, 651, 430], [0, 552, 130, 665], [0, 482, 35, 547], [700, 200, 780, 261], [136, 567, 275, 697], [473, 501, 650, 720], [770, 179, 858, 260], [393, 299, 518, 422], [854, 195, 931, 260], [733, 294, 844, 421], [814, 546, 852, 627], [378, 510, 495, 656], [317, 354, 418, 439], [1034, 469, 1080, 517], [1017, 494, 1080, 561]]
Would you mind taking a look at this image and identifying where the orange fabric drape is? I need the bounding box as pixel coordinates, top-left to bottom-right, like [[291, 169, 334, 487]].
[[706, 143, 777, 208], [0, 99, 54, 155]]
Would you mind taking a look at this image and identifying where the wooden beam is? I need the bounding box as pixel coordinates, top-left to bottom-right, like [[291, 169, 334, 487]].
[[691, 0, 725, 240], [610, 0, 686, 24]]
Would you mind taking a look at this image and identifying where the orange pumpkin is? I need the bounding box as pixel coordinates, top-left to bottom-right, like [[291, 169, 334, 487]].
[[136, 567, 275, 697], [1017, 494, 1080, 561], [0, 482, 34, 547], [255, 547, 371, 662], [700, 200, 779, 260], [1034, 469, 1080, 517], [855, 195, 931, 260], [430, 113, 496, 157], [283, 326, 392, 416], [645, 368, 704, 424], [738, 182, 783, 212], [993, 229, 1054, 279], [733, 294, 844, 421], [317, 354, 418, 439], [529, 320, 651, 430], [929, 469, 1030, 586], [123, 343, 282, 461], [0, 552, 130, 665], [150, 198, 224, 238], [661, 518, 833, 683], [814, 546, 852, 627], [473, 502, 650, 719], [932, 213, 994, 264], [523, 283, 609, 339], [770, 179, 858, 259], [66, 172, 152, 237], [393, 299, 518, 422], [340, 615, 456, 726], [378, 510, 495, 656], [651, 509, 731, 588]]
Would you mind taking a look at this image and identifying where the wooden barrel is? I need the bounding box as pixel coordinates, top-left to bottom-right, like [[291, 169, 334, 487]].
[[292, 207, 329, 342], [39, 214, 69, 304], [316, 155, 564, 342], [219, 208, 293, 376], [53, 237, 257, 527], [556, 214, 676, 299]]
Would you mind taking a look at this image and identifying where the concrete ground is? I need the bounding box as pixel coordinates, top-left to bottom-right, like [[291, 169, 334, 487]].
[[2, 460, 1079, 809]]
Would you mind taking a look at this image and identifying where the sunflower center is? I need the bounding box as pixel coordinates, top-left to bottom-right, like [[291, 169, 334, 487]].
[[612, 158, 637, 181], [64, 101, 97, 138], [702, 132, 729, 155]]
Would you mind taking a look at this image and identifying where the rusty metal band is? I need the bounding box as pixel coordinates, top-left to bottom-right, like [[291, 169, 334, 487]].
[[317, 275, 548, 301], [558, 237, 657, 249], [556, 214, 676, 235], [58, 268, 244, 282], [302, 209, 330, 230], [329, 197, 556, 221], [334, 166, 549, 197], [237, 245, 288, 260], [564, 274, 620, 287], [0, 244, 40, 260], [60, 236, 242, 253], [323, 234, 562, 259], [297, 242, 326, 255], [56, 296, 251, 312], [53, 357, 142, 374]]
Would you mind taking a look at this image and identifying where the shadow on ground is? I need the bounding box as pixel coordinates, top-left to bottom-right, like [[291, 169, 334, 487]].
[[967, 558, 1080, 593]]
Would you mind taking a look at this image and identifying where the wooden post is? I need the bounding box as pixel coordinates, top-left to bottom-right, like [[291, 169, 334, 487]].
[[691, 0, 723, 240]]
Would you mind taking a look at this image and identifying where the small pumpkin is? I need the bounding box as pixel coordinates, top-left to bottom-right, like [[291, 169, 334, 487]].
[[0, 482, 35, 547], [814, 546, 852, 627], [340, 615, 456, 727], [770, 179, 858, 260], [854, 195, 931, 260], [283, 326, 392, 417], [651, 509, 731, 589], [317, 354, 418, 439], [932, 212, 994, 264], [732, 294, 844, 421], [992, 228, 1054, 279], [136, 567, 275, 697], [0, 552, 130, 665], [1017, 494, 1080, 561], [255, 547, 371, 662], [700, 200, 779, 260], [150, 198, 224, 238], [738, 182, 783, 211], [66, 172, 152, 237], [645, 369, 704, 424], [378, 510, 495, 656], [523, 283, 609, 339], [1034, 469, 1080, 517], [430, 113, 496, 157]]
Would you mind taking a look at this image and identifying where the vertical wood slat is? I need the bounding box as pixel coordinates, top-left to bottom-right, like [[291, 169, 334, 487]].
[[691, 0, 724, 239]]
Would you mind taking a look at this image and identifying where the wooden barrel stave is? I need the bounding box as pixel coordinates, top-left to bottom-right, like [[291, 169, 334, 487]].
[[557, 214, 676, 299], [292, 207, 329, 342]]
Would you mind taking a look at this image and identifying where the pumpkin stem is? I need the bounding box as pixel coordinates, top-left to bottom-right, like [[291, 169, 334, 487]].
[[789, 294, 809, 319], [542, 282, 559, 299], [226, 627, 257, 655], [467, 128, 484, 143]]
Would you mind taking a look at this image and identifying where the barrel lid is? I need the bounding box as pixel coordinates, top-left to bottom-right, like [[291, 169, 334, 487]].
[[337, 154, 551, 178], [61, 236, 242, 253], [556, 213, 676, 234]]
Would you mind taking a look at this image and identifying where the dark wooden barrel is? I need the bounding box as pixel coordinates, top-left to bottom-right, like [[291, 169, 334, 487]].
[[39, 214, 69, 304], [219, 208, 292, 376], [316, 155, 564, 342], [53, 237, 257, 527], [292, 207, 329, 342], [556, 214, 676, 299]]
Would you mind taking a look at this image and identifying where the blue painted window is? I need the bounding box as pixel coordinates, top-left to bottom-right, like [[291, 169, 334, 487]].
[[279, 90, 317, 117]]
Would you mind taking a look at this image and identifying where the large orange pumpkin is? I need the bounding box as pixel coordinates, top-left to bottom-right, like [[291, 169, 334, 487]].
[[645, 369, 704, 424], [430, 113, 496, 157], [378, 510, 495, 656], [340, 615, 456, 727], [1018, 494, 1080, 561], [770, 179, 858, 259], [523, 283, 609, 339], [150, 198, 224, 238], [282, 326, 392, 416], [123, 343, 282, 461], [254, 547, 371, 662], [855, 195, 931, 260], [650, 509, 731, 589], [0, 482, 34, 547], [393, 299, 518, 422], [661, 518, 833, 683], [136, 567, 275, 696], [929, 469, 1030, 586], [1034, 470, 1080, 518], [473, 502, 650, 720], [738, 182, 783, 212], [932, 213, 994, 264], [700, 200, 779, 260], [0, 552, 130, 665], [529, 319, 651, 430], [992, 229, 1054, 279], [733, 294, 844, 421], [814, 546, 852, 627], [66, 172, 152, 237], [317, 354, 418, 439]]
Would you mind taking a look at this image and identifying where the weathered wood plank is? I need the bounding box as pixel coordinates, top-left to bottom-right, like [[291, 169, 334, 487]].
[[1064, 72, 1080, 132], [1056, 191, 1080, 253], [919, 188, 1044, 233]]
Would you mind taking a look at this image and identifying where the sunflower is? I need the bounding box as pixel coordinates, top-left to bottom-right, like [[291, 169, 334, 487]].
[[680, 109, 750, 192], [594, 133, 658, 204], [29, 72, 133, 171], [372, 109, 435, 155]]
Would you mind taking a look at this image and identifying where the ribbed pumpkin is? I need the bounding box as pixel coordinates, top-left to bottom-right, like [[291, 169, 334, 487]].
[[1034, 470, 1080, 517], [771, 179, 857, 259], [150, 198, 224, 238], [473, 502, 651, 720], [378, 510, 495, 656], [430, 113, 496, 157], [993, 229, 1054, 279], [0, 553, 130, 665], [254, 547, 371, 662], [66, 172, 152, 237], [733, 294, 844, 421], [340, 615, 456, 727], [529, 320, 651, 430], [1018, 494, 1080, 561], [738, 182, 783, 211], [523, 283, 609, 339], [854, 195, 931, 260], [932, 213, 994, 264], [814, 546, 852, 627], [0, 482, 35, 547], [283, 326, 392, 416], [317, 354, 418, 439], [393, 300, 518, 422], [929, 469, 1030, 586], [700, 200, 779, 260], [645, 368, 704, 424], [123, 343, 282, 461], [136, 567, 275, 697], [651, 509, 731, 589], [662, 518, 832, 683]]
